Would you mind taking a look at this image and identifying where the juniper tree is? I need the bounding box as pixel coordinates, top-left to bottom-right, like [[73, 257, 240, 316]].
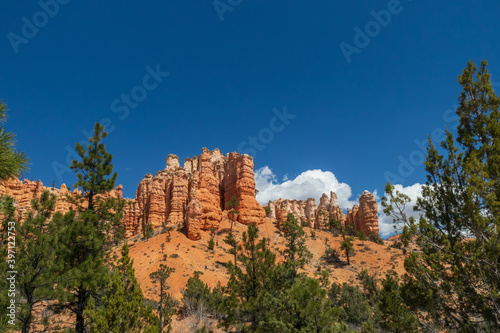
[[383, 60, 500, 331], [0, 100, 28, 180]]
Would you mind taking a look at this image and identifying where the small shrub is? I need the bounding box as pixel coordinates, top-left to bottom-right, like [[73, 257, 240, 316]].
[[144, 223, 154, 239], [389, 241, 403, 249], [368, 232, 384, 245], [357, 269, 379, 302], [310, 230, 316, 240], [170, 253, 179, 258], [329, 283, 371, 325], [361, 320, 376, 333], [324, 247, 342, 264]]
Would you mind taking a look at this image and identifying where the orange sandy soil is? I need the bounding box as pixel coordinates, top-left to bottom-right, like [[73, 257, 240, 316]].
[[22, 220, 406, 333], [121, 218, 406, 332]]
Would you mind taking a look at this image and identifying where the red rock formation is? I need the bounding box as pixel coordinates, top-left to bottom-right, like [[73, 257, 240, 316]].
[[186, 190, 202, 240], [0, 149, 378, 240], [329, 192, 346, 226], [344, 192, 380, 236], [265, 191, 379, 236], [0, 178, 128, 225], [168, 170, 189, 224], [357, 190, 379, 236], [228, 153, 265, 225], [128, 148, 265, 238], [315, 193, 331, 229]]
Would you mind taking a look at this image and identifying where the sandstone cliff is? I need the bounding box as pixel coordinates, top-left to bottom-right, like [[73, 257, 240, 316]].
[[123, 148, 266, 240], [264, 190, 379, 236], [0, 178, 126, 222], [0, 148, 378, 240]]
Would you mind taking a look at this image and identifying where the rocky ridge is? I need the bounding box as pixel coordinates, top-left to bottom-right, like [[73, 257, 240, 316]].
[[0, 178, 124, 221], [0, 148, 379, 240], [264, 190, 379, 236], [122, 148, 266, 240]]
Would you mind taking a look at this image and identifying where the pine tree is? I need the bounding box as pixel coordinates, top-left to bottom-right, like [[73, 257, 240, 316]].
[[0, 100, 28, 180], [84, 243, 159, 332], [0, 195, 16, 247], [226, 195, 240, 231], [181, 271, 211, 316], [378, 272, 418, 332], [329, 282, 371, 325], [0, 196, 18, 331], [52, 122, 123, 333], [281, 213, 312, 283], [259, 277, 346, 333], [15, 190, 58, 333], [358, 231, 367, 245], [340, 236, 354, 265], [150, 261, 176, 333], [382, 60, 500, 331], [221, 224, 276, 331], [223, 231, 240, 267]]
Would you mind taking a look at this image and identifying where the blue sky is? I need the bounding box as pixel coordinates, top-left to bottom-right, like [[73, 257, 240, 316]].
[[2, 1, 499, 234]]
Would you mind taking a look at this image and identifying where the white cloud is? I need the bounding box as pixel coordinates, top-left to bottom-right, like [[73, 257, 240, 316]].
[[377, 183, 423, 237], [255, 166, 357, 209], [254, 166, 424, 239]]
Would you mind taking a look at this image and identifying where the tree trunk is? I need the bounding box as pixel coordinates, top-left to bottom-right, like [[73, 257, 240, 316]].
[[75, 288, 86, 333]]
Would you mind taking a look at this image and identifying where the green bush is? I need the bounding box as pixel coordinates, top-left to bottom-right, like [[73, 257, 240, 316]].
[[144, 223, 154, 239], [368, 232, 384, 245], [357, 269, 379, 303], [329, 283, 372, 325], [181, 272, 224, 320], [324, 247, 341, 264]]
